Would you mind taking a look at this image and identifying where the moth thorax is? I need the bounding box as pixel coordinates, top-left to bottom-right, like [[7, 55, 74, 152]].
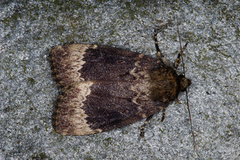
[[179, 75, 191, 92]]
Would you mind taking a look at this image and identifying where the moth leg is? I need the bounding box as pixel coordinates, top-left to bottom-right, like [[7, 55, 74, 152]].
[[139, 115, 154, 138], [174, 41, 189, 70], [161, 106, 166, 122], [176, 98, 181, 104], [154, 27, 169, 66]]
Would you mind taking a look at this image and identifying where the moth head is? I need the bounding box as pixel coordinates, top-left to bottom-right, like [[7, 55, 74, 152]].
[[179, 75, 191, 92]]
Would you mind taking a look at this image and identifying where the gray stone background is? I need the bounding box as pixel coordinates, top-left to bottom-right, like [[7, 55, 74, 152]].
[[1, 0, 239, 159]]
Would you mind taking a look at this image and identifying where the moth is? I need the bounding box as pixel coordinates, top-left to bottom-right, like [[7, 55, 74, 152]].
[[49, 27, 191, 137]]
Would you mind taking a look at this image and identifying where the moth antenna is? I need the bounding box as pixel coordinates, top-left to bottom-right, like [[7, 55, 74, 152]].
[[139, 115, 154, 138], [174, 16, 189, 70], [185, 88, 197, 151], [176, 16, 197, 151], [154, 27, 169, 66]]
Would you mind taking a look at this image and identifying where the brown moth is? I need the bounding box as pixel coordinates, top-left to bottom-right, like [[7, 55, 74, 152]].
[[49, 27, 191, 139]]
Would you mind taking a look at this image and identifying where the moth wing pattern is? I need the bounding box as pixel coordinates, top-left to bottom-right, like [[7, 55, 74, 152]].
[[50, 44, 168, 136], [49, 44, 93, 87]]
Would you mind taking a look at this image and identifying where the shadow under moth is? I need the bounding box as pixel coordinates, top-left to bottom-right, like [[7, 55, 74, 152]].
[[49, 27, 192, 139]]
